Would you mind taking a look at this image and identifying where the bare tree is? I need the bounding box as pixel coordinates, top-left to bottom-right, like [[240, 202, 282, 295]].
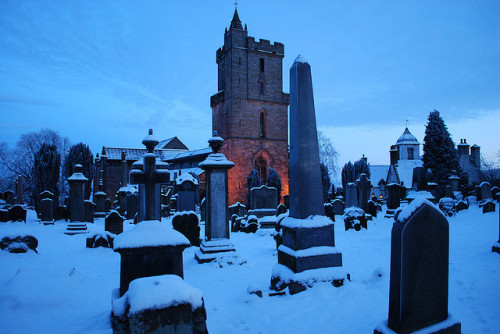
[[480, 154, 500, 187], [318, 131, 339, 182]]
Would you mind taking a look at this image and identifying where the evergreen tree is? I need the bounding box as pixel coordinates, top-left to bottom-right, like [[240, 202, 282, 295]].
[[423, 110, 462, 197], [64, 143, 94, 199], [341, 161, 355, 190], [320, 163, 331, 202], [33, 144, 61, 212], [246, 169, 261, 205], [266, 168, 282, 200], [354, 158, 370, 180]]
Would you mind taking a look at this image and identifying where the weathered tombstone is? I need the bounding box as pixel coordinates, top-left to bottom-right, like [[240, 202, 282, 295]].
[[176, 173, 198, 212], [411, 167, 427, 191], [8, 205, 27, 223], [448, 173, 460, 193], [438, 197, 455, 217], [345, 182, 358, 208], [15, 176, 24, 204], [172, 211, 201, 246], [40, 198, 54, 224], [0, 209, 8, 222], [195, 132, 238, 263], [105, 210, 124, 235], [480, 182, 492, 200], [283, 194, 290, 209], [250, 185, 278, 210], [229, 202, 246, 218], [104, 198, 112, 212], [276, 203, 287, 216], [455, 200, 468, 213], [375, 200, 461, 334], [94, 180, 107, 218], [200, 197, 206, 222], [356, 173, 371, 212], [475, 185, 482, 202], [324, 203, 335, 222], [65, 164, 88, 235], [427, 182, 438, 199], [125, 192, 138, 220], [483, 200, 496, 214], [84, 200, 95, 223], [4, 190, 14, 205], [367, 200, 377, 217], [271, 56, 345, 294], [385, 183, 401, 218], [343, 207, 367, 231], [332, 199, 345, 215], [491, 187, 500, 202]]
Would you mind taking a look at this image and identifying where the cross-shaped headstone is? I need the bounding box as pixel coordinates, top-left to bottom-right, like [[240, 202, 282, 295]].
[[129, 129, 170, 221]]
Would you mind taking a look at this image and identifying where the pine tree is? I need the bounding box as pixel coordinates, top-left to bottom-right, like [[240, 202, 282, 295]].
[[341, 161, 355, 190], [266, 168, 282, 200], [320, 163, 331, 202], [354, 158, 370, 180], [64, 143, 94, 199], [423, 110, 461, 198], [33, 144, 61, 211], [246, 169, 261, 205]]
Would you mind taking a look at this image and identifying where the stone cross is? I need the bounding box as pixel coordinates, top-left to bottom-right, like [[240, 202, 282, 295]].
[[129, 129, 170, 221]]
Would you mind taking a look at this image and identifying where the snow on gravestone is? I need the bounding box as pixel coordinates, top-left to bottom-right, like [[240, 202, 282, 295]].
[[375, 198, 461, 334]]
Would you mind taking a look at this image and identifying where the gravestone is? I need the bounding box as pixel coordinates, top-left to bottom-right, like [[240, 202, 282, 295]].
[[65, 164, 88, 235], [94, 180, 107, 218], [448, 174, 460, 193], [0, 209, 8, 222], [385, 183, 401, 218], [367, 200, 377, 217], [195, 132, 238, 263], [411, 167, 427, 191], [104, 198, 112, 212], [15, 176, 24, 204], [176, 173, 198, 212], [343, 207, 367, 231], [455, 200, 468, 213], [250, 185, 278, 210], [332, 199, 345, 215], [271, 56, 345, 294], [483, 200, 496, 214], [491, 187, 500, 202], [172, 211, 201, 246], [475, 185, 482, 202], [105, 210, 124, 235], [480, 182, 492, 200], [84, 200, 95, 223], [229, 202, 246, 218], [126, 192, 138, 220], [276, 203, 287, 216], [4, 190, 14, 205], [356, 173, 371, 212], [345, 183, 358, 208], [283, 194, 290, 209], [40, 198, 54, 224], [8, 205, 27, 222], [374, 200, 461, 334], [324, 203, 335, 222]]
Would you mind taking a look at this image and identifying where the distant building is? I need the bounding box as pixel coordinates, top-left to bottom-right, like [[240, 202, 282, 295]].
[[457, 139, 481, 185]]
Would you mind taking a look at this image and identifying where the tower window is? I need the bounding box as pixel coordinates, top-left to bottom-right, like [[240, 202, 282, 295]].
[[255, 156, 267, 184], [260, 58, 265, 72], [260, 111, 266, 138], [408, 147, 414, 160]]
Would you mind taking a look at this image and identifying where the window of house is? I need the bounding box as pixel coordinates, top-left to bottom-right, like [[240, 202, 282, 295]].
[[260, 58, 265, 72], [255, 156, 267, 184], [408, 147, 414, 160]]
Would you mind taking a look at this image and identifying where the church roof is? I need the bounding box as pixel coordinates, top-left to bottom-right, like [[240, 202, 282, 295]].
[[396, 127, 419, 145], [156, 136, 189, 150], [369, 165, 390, 185], [101, 147, 183, 161], [230, 9, 243, 30]]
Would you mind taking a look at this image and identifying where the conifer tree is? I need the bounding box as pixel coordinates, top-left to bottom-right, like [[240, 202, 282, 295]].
[[246, 169, 261, 205], [423, 110, 461, 197], [33, 144, 61, 211], [266, 168, 282, 200], [320, 163, 331, 202], [341, 161, 355, 190], [354, 158, 370, 180], [64, 143, 94, 199]]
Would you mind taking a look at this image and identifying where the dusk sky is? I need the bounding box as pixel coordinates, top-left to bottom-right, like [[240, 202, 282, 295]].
[[1, 0, 499, 176]]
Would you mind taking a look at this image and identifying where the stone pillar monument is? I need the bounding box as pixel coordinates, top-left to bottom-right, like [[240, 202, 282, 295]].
[[94, 180, 107, 217], [195, 132, 238, 263], [15, 176, 23, 205], [65, 164, 88, 235], [271, 56, 346, 294]]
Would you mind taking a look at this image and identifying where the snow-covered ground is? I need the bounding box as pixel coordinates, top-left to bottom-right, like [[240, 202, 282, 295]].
[[0, 205, 499, 333]]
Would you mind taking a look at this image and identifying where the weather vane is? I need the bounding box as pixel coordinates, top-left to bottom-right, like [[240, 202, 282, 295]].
[[234, 0, 238, 9], [405, 118, 409, 127]]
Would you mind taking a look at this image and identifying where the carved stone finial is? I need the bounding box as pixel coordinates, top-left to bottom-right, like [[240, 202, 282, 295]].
[[208, 131, 224, 153], [142, 129, 159, 153]]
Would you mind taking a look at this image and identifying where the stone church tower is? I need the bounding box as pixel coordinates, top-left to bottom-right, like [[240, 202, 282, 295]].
[[210, 9, 289, 205]]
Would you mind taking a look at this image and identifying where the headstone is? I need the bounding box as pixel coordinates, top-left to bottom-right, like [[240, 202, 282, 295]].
[[283, 194, 290, 209], [172, 211, 201, 246], [105, 210, 124, 235], [345, 183, 358, 209], [94, 183, 107, 218], [126, 192, 139, 220], [8, 205, 27, 222], [480, 182, 492, 200], [4, 190, 14, 205], [454, 200, 468, 213], [195, 132, 238, 263], [40, 198, 54, 224], [475, 185, 482, 202], [84, 200, 95, 223], [448, 173, 460, 193], [374, 200, 461, 334], [324, 203, 335, 222], [332, 199, 345, 215], [15, 176, 24, 204], [250, 185, 278, 210], [271, 56, 345, 294], [176, 174, 197, 212], [438, 197, 455, 217], [385, 183, 401, 218], [483, 200, 496, 214], [104, 198, 112, 212], [343, 207, 367, 231], [491, 186, 500, 200], [445, 185, 452, 198], [0, 209, 8, 222], [276, 203, 287, 216], [367, 200, 377, 217], [229, 202, 246, 218], [411, 167, 427, 191], [117, 152, 129, 215], [356, 173, 371, 212], [65, 164, 88, 235]]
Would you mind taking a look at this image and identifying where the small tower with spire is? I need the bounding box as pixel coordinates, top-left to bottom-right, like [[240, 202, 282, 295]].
[[210, 8, 289, 205]]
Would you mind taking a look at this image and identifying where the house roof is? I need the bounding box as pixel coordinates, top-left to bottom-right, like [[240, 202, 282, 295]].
[[370, 165, 390, 185], [396, 159, 423, 188]]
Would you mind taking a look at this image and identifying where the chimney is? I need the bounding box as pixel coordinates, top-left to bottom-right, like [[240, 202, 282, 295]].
[[457, 138, 469, 157], [390, 145, 398, 165]]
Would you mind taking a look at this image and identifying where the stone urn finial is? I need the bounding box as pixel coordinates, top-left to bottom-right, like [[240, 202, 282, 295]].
[[208, 131, 224, 153], [75, 164, 83, 173], [142, 129, 159, 153]]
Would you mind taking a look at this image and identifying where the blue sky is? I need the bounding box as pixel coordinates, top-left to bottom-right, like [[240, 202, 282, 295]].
[[1, 0, 499, 170]]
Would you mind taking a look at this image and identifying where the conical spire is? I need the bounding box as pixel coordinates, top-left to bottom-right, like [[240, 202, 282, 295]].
[[230, 8, 243, 30]]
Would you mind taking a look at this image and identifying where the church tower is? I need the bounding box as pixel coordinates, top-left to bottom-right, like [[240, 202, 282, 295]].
[[210, 9, 289, 205]]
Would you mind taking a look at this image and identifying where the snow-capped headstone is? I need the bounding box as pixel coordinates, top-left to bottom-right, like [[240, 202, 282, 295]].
[[83, 200, 95, 223], [126, 192, 138, 220], [229, 202, 246, 218], [172, 211, 200, 246], [480, 182, 492, 201], [332, 199, 345, 215], [385, 183, 401, 218], [104, 198, 112, 212], [448, 173, 460, 193], [176, 173, 197, 212], [105, 210, 124, 235], [482, 200, 496, 214], [411, 166, 427, 191], [345, 183, 358, 209], [271, 57, 345, 294], [40, 191, 54, 224], [65, 164, 88, 235], [249, 185, 278, 211], [454, 200, 468, 213], [367, 200, 378, 217], [8, 205, 26, 223], [356, 173, 371, 213], [474, 185, 482, 202], [375, 199, 461, 334], [195, 132, 238, 263]]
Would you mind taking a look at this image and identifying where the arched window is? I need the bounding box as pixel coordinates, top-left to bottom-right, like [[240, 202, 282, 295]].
[[255, 156, 267, 184], [259, 111, 266, 138]]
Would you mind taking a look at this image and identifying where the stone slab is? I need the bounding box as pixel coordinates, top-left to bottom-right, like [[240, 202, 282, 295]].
[[282, 224, 335, 250], [374, 315, 461, 334]]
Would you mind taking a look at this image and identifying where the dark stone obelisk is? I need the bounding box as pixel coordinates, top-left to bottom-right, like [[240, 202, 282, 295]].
[[271, 56, 345, 294], [65, 164, 88, 235]]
